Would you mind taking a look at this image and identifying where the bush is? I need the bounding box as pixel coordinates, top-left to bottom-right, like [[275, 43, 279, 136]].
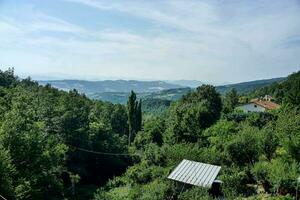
[[267, 158, 299, 195], [178, 187, 212, 200], [0, 146, 15, 198], [226, 125, 260, 166], [251, 161, 271, 192], [220, 167, 255, 198], [128, 179, 175, 200]]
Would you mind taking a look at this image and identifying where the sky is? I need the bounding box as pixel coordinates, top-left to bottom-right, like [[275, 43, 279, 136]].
[[0, 0, 300, 84]]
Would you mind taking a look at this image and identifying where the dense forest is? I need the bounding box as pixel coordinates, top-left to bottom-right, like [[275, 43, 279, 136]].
[[0, 69, 299, 200], [0, 68, 131, 199]]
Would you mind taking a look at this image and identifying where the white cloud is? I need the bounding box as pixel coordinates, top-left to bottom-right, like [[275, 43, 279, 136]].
[[0, 0, 300, 83]]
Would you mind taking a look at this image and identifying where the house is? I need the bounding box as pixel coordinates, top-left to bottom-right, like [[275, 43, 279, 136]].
[[237, 95, 280, 113]]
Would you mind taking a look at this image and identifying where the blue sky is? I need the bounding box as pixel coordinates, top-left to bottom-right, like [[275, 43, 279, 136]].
[[0, 0, 299, 84]]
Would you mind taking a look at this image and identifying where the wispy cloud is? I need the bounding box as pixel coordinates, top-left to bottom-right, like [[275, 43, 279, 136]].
[[0, 0, 299, 82]]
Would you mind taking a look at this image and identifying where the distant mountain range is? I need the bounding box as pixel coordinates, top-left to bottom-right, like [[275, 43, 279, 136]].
[[164, 80, 204, 88], [88, 88, 193, 104], [38, 77, 286, 104], [38, 80, 183, 94]]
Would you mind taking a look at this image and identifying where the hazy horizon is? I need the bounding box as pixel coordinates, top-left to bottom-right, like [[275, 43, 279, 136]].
[[1, 0, 300, 83], [33, 74, 286, 87]]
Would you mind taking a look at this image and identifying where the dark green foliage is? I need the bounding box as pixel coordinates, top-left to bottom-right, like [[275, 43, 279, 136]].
[[178, 187, 212, 200], [226, 125, 260, 166], [1, 69, 300, 200], [250, 71, 300, 106], [0, 85, 68, 199], [275, 109, 300, 161], [133, 118, 165, 149], [136, 99, 142, 132], [259, 125, 279, 160], [0, 145, 15, 199], [0, 68, 17, 87], [246, 112, 277, 129], [204, 120, 239, 164], [97, 75, 300, 199], [251, 160, 272, 192], [141, 98, 171, 115], [284, 72, 300, 107], [266, 158, 299, 195], [110, 104, 128, 136], [223, 88, 239, 113], [166, 85, 222, 143], [127, 179, 174, 200], [186, 85, 223, 121], [127, 91, 142, 145], [0, 69, 130, 199], [220, 167, 255, 198], [223, 111, 248, 122]]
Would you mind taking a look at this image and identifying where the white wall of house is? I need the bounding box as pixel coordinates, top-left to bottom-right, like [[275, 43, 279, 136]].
[[237, 103, 266, 113]]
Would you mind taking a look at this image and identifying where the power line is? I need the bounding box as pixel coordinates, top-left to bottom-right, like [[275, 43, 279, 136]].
[[68, 144, 140, 157], [0, 194, 7, 200]]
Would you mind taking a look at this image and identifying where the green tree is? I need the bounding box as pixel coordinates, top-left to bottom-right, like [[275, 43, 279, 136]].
[[136, 99, 142, 132], [166, 85, 222, 143], [284, 72, 300, 108], [223, 88, 239, 113], [259, 125, 279, 160], [0, 68, 17, 88], [251, 161, 271, 192], [276, 109, 300, 161], [111, 104, 129, 136], [226, 125, 260, 166], [0, 69, 133, 199], [133, 118, 164, 149], [127, 91, 142, 145], [0, 146, 15, 199], [0, 86, 68, 199], [267, 158, 299, 195]]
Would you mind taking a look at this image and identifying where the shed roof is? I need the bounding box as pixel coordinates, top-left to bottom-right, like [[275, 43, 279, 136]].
[[167, 159, 221, 188]]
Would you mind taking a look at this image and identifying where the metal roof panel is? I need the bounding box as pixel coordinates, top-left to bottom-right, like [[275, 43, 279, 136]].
[[167, 159, 221, 188]]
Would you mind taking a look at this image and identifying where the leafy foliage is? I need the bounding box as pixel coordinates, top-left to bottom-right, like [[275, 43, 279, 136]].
[[165, 85, 222, 143], [127, 91, 142, 145], [0, 69, 130, 199], [1, 69, 300, 200], [96, 71, 300, 200]]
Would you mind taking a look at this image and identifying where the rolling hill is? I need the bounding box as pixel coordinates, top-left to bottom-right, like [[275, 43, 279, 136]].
[[39, 77, 286, 105], [216, 77, 285, 95], [38, 80, 183, 94]]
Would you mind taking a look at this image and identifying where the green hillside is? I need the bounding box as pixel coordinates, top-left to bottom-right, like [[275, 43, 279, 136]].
[[248, 71, 300, 105], [1, 69, 299, 200], [95, 72, 300, 200], [216, 77, 286, 95]]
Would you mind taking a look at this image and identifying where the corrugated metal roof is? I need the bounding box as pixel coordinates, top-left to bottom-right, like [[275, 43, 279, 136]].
[[167, 159, 221, 188]]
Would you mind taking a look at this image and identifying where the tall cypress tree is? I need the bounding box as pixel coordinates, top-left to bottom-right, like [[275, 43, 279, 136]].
[[127, 91, 142, 145], [136, 99, 142, 132]]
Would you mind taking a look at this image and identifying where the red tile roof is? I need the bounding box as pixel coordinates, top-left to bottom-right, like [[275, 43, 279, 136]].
[[250, 100, 280, 110]]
